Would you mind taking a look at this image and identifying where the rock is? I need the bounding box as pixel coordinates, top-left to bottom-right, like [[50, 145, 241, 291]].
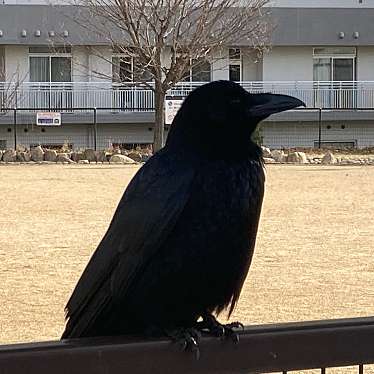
[[78, 159, 89, 164], [44, 149, 58, 162], [261, 146, 272, 158], [113, 148, 122, 155], [141, 154, 151, 162], [30, 146, 44, 162], [83, 149, 97, 162], [17, 151, 31, 162], [109, 154, 137, 164], [56, 153, 75, 163], [263, 157, 276, 164], [16, 144, 27, 152], [127, 152, 142, 163], [271, 149, 287, 163], [287, 152, 308, 164], [95, 150, 107, 163], [321, 151, 337, 165], [71, 152, 84, 162], [2, 149, 17, 162], [344, 159, 360, 165]]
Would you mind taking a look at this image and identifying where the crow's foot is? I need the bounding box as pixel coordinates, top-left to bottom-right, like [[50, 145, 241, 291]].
[[166, 327, 201, 359], [196, 314, 244, 343]]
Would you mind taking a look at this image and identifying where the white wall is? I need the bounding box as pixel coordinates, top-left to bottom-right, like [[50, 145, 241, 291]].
[[0, 47, 5, 80], [72, 46, 89, 82], [4, 46, 29, 82], [357, 47, 374, 80], [242, 48, 262, 81], [88, 46, 112, 82], [262, 121, 374, 148], [0, 122, 155, 150], [211, 49, 229, 81], [97, 124, 154, 149], [262, 47, 313, 81]]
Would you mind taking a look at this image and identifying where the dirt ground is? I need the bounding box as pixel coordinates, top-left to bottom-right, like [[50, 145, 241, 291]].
[[0, 164, 374, 350]]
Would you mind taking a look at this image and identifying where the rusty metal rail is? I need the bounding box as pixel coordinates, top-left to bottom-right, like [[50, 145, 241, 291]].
[[1, 316, 374, 374]]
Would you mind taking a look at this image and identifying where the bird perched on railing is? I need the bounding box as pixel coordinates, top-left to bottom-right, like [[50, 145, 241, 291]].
[[62, 80, 304, 353]]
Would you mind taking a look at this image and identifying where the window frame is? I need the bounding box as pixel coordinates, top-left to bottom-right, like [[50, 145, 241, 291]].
[[229, 48, 242, 82], [112, 52, 153, 83], [313, 47, 356, 82], [29, 47, 72, 83]]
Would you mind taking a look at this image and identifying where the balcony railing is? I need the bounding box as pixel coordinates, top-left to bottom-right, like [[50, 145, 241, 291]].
[[1, 81, 374, 112]]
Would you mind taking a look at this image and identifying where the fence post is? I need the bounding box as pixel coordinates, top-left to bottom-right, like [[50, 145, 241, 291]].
[[13, 108, 17, 151], [318, 108, 322, 149], [93, 107, 97, 151]]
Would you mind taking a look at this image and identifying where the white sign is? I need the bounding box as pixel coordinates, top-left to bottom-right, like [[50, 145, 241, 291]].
[[165, 97, 184, 125], [36, 112, 61, 126]]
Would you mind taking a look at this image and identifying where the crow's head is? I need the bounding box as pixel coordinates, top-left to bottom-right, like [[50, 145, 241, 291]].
[[166, 80, 305, 158]]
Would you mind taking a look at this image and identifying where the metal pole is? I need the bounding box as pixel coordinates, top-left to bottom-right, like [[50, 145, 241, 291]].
[[13, 108, 17, 151], [93, 107, 97, 151], [318, 108, 322, 149]]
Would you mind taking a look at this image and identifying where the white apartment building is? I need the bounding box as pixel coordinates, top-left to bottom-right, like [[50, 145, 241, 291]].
[[1, 0, 374, 150]]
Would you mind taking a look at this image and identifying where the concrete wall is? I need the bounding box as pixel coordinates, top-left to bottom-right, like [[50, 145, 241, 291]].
[[4, 46, 29, 82], [0, 47, 4, 81], [261, 121, 374, 148], [242, 48, 262, 81], [262, 47, 313, 81], [96, 124, 154, 149], [357, 47, 374, 80], [0, 123, 154, 150], [72, 46, 89, 82], [211, 49, 229, 81], [88, 46, 112, 82]]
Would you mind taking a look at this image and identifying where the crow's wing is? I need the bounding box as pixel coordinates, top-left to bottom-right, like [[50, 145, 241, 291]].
[[63, 150, 195, 337]]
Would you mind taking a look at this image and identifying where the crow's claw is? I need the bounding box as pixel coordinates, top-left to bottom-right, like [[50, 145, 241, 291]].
[[167, 328, 201, 360], [223, 327, 240, 343], [225, 321, 244, 331], [197, 313, 244, 342]]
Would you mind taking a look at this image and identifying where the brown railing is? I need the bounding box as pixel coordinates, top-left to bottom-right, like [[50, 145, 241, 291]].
[[1, 316, 374, 374]]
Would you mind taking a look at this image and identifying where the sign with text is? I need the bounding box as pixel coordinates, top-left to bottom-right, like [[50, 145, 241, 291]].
[[36, 112, 61, 126], [164, 96, 184, 125]]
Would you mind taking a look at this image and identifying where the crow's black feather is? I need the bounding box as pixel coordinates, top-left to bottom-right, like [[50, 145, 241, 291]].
[[62, 81, 304, 338]]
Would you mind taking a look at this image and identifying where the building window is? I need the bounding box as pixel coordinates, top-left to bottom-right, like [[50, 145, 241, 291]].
[[182, 58, 211, 82], [313, 47, 356, 81], [112, 55, 132, 83], [229, 48, 241, 82], [112, 52, 152, 83], [29, 47, 72, 82]]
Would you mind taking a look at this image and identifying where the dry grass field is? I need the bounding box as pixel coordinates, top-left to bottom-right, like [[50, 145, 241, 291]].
[[0, 163, 374, 348]]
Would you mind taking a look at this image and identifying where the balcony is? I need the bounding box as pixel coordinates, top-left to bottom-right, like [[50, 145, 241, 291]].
[[1, 81, 374, 112]]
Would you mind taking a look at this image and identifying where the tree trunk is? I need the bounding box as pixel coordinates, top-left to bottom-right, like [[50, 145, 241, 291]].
[[153, 81, 166, 153]]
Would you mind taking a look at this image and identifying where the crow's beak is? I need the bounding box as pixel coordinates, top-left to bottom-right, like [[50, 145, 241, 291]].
[[248, 93, 306, 118]]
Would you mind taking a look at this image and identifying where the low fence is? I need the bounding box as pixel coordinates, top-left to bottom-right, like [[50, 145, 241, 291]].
[[0, 107, 374, 151], [1, 316, 374, 373]]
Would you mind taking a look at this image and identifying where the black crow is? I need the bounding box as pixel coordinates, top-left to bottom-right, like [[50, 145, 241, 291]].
[[62, 81, 304, 346]]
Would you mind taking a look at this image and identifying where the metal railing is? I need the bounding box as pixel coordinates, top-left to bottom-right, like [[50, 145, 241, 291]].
[[2, 81, 374, 112], [1, 316, 374, 374], [1, 107, 374, 151]]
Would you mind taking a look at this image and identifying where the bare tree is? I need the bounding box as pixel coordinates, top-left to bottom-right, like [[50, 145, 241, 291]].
[[0, 54, 26, 112], [71, 0, 271, 151]]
